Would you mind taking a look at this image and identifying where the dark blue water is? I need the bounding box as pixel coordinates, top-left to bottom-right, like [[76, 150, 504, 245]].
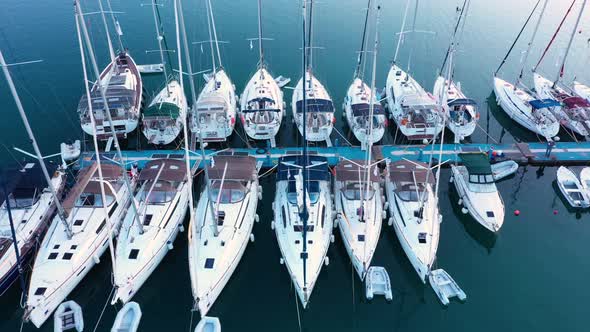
[[1, 0, 590, 331]]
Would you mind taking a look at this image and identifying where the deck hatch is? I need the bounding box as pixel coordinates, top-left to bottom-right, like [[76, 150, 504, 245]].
[[205, 258, 215, 269], [129, 249, 140, 259]]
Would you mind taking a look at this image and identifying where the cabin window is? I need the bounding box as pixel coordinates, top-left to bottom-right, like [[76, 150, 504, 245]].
[[209, 181, 247, 203], [295, 240, 300, 244], [293, 225, 314, 232], [95, 220, 106, 234], [48, 253, 58, 260], [34, 287, 47, 296], [321, 206, 325, 228], [53, 244, 60, 249], [63, 253, 73, 260], [205, 258, 215, 269], [486, 211, 494, 218], [76, 192, 114, 208], [129, 249, 140, 260], [282, 206, 287, 228], [70, 245, 78, 250], [358, 234, 365, 242], [143, 215, 153, 226], [418, 232, 427, 244], [74, 219, 84, 226], [308, 240, 313, 244], [342, 182, 375, 200]]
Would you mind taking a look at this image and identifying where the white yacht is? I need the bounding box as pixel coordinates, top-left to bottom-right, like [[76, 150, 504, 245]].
[[292, 72, 335, 142], [189, 156, 259, 316], [112, 159, 189, 304], [450, 153, 505, 232], [344, 79, 386, 147], [26, 163, 132, 327], [385, 160, 440, 282], [78, 52, 142, 139], [273, 155, 333, 307], [386, 65, 443, 141], [433, 78, 478, 141], [334, 160, 383, 280], [534, 74, 590, 137], [0, 163, 66, 296], [142, 80, 188, 145], [240, 68, 284, 141], [493, 77, 560, 139]]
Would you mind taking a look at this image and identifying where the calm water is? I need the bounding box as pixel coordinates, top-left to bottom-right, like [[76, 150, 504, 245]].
[[1, 0, 590, 331]]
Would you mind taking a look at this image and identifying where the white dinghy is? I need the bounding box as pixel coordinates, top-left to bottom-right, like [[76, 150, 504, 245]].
[[580, 167, 590, 198], [451, 153, 505, 232], [556, 166, 590, 208], [136, 63, 164, 74], [195, 316, 221, 332], [26, 163, 133, 327], [365, 266, 392, 301], [491, 160, 519, 181], [275, 76, 291, 88], [385, 160, 440, 282], [54, 300, 83, 332], [334, 160, 383, 280], [111, 301, 142, 332], [61, 140, 81, 165], [113, 159, 190, 304], [429, 269, 466, 306], [190, 156, 259, 316]]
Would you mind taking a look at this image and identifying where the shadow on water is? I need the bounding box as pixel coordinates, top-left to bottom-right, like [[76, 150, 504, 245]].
[[485, 93, 541, 144], [448, 181, 497, 252]]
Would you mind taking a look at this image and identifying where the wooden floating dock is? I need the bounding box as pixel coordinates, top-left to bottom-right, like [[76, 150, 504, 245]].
[[77, 141, 590, 170]]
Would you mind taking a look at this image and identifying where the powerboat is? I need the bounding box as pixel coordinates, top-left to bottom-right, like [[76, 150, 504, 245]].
[[556, 166, 590, 208], [385, 160, 440, 282], [113, 159, 190, 304], [433, 78, 478, 142], [450, 153, 505, 232]]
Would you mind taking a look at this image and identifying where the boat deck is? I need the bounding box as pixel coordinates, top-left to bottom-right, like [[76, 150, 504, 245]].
[[75, 141, 590, 170]]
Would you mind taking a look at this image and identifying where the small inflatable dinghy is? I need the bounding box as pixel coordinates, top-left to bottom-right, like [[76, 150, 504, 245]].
[[54, 300, 83, 332], [365, 266, 393, 301], [194, 316, 221, 332], [556, 166, 590, 208], [429, 269, 466, 306], [60, 140, 81, 166], [491, 160, 518, 181], [111, 302, 142, 332], [137, 63, 164, 74], [275, 75, 291, 88]]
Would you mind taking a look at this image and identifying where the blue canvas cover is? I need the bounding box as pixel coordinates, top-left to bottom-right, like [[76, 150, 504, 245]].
[[351, 103, 385, 116], [448, 98, 478, 107], [0, 162, 56, 205], [295, 99, 334, 113], [277, 155, 330, 182], [529, 99, 561, 110]]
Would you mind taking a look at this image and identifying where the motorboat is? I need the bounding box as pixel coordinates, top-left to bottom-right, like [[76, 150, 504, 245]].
[[556, 166, 590, 208]]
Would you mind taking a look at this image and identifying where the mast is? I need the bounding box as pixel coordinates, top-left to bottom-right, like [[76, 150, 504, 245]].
[[75, 3, 119, 272], [207, 0, 223, 69], [354, 0, 372, 80], [361, 3, 380, 278], [257, 0, 265, 74], [97, 0, 115, 61], [300, 0, 309, 300], [105, 0, 124, 52], [150, 0, 170, 94], [76, 0, 143, 235], [204, 0, 218, 85], [440, 0, 468, 75], [176, 0, 217, 235], [553, 0, 587, 87], [515, 0, 549, 88], [0, 50, 73, 239], [393, 0, 411, 65]]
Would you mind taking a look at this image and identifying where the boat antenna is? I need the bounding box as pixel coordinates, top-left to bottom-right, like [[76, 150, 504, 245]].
[[515, 0, 549, 89], [532, 0, 576, 74], [176, 0, 217, 236], [257, 0, 265, 79], [204, 0, 218, 85], [97, 0, 116, 61], [150, 0, 171, 95], [354, 0, 372, 80], [0, 50, 73, 239], [360, 2, 381, 279], [0, 179, 28, 302], [439, 0, 468, 75], [75, 2, 120, 273], [494, 0, 542, 76], [405, 0, 419, 73], [300, 0, 310, 301], [105, 0, 124, 52], [392, 0, 411, 65], [552, 0, 586, 87], [75, 0, 143, 235]]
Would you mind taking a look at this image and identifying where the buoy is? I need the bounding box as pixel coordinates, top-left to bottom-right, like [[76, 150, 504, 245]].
[[280, 257, 284, 265], [383, 202, 389, 210], [449, 176, 454, 183], [330, 234, 335, 243], [179, 224, 185, 232], [271, 221, 275, 230], [461, 207, 469, 214], [458, 199, 463, 205], [167, 241, 174, 250], [514, 210, 520, 216], [382, 210, 387, 220], [324, 256, 330, 266], [250, 234, 255, 242], [388, 217, 393, 226], [422, 138, 428, 145], [255, 214, 260, 223], [93, 255, 100, 264], [553, 209, 558, 215]]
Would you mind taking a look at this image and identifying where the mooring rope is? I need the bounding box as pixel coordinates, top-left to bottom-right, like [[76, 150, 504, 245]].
[[294, 285, 302, 332], [92, 285, 116, 332]]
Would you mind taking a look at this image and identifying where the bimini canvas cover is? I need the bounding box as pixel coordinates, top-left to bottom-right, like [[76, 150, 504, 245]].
[[208, 156, 257, 181], [388, 160, 434, 185], [242, 97, 281, 113], [277, 155, 330, 181], [295, 99, 334, 113], [78, 87, 135, 114], [334, 159, 380, 183], [448, 98, 478, 108], [459, 153, 492, 175], [196, 95, 227, 113], [62, 163, 123, 214], [0, 162, 57, 206], [139, 159, 187, 182], [143, 102, 181, 119], [351, 103, 385, 116], [529, 99, 561, 110], [563, 97, 590, 109]]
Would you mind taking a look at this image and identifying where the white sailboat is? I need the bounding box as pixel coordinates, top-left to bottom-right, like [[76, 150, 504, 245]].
[[292, 0, 335, 143], [343, 0, 386, 148], [112, 159, 189, 304], [533, 0, 590, 138], [190, 156, 259, 316], [141, 0, 188, 145], [240, 0, 284, 144], [191, 0, 237, 143], [385, 160, 440, 282], [77, 0, 142, 140], [0, 50, 68, 297], [451, 153, 505, 232], [385, 0, 442, 141]]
